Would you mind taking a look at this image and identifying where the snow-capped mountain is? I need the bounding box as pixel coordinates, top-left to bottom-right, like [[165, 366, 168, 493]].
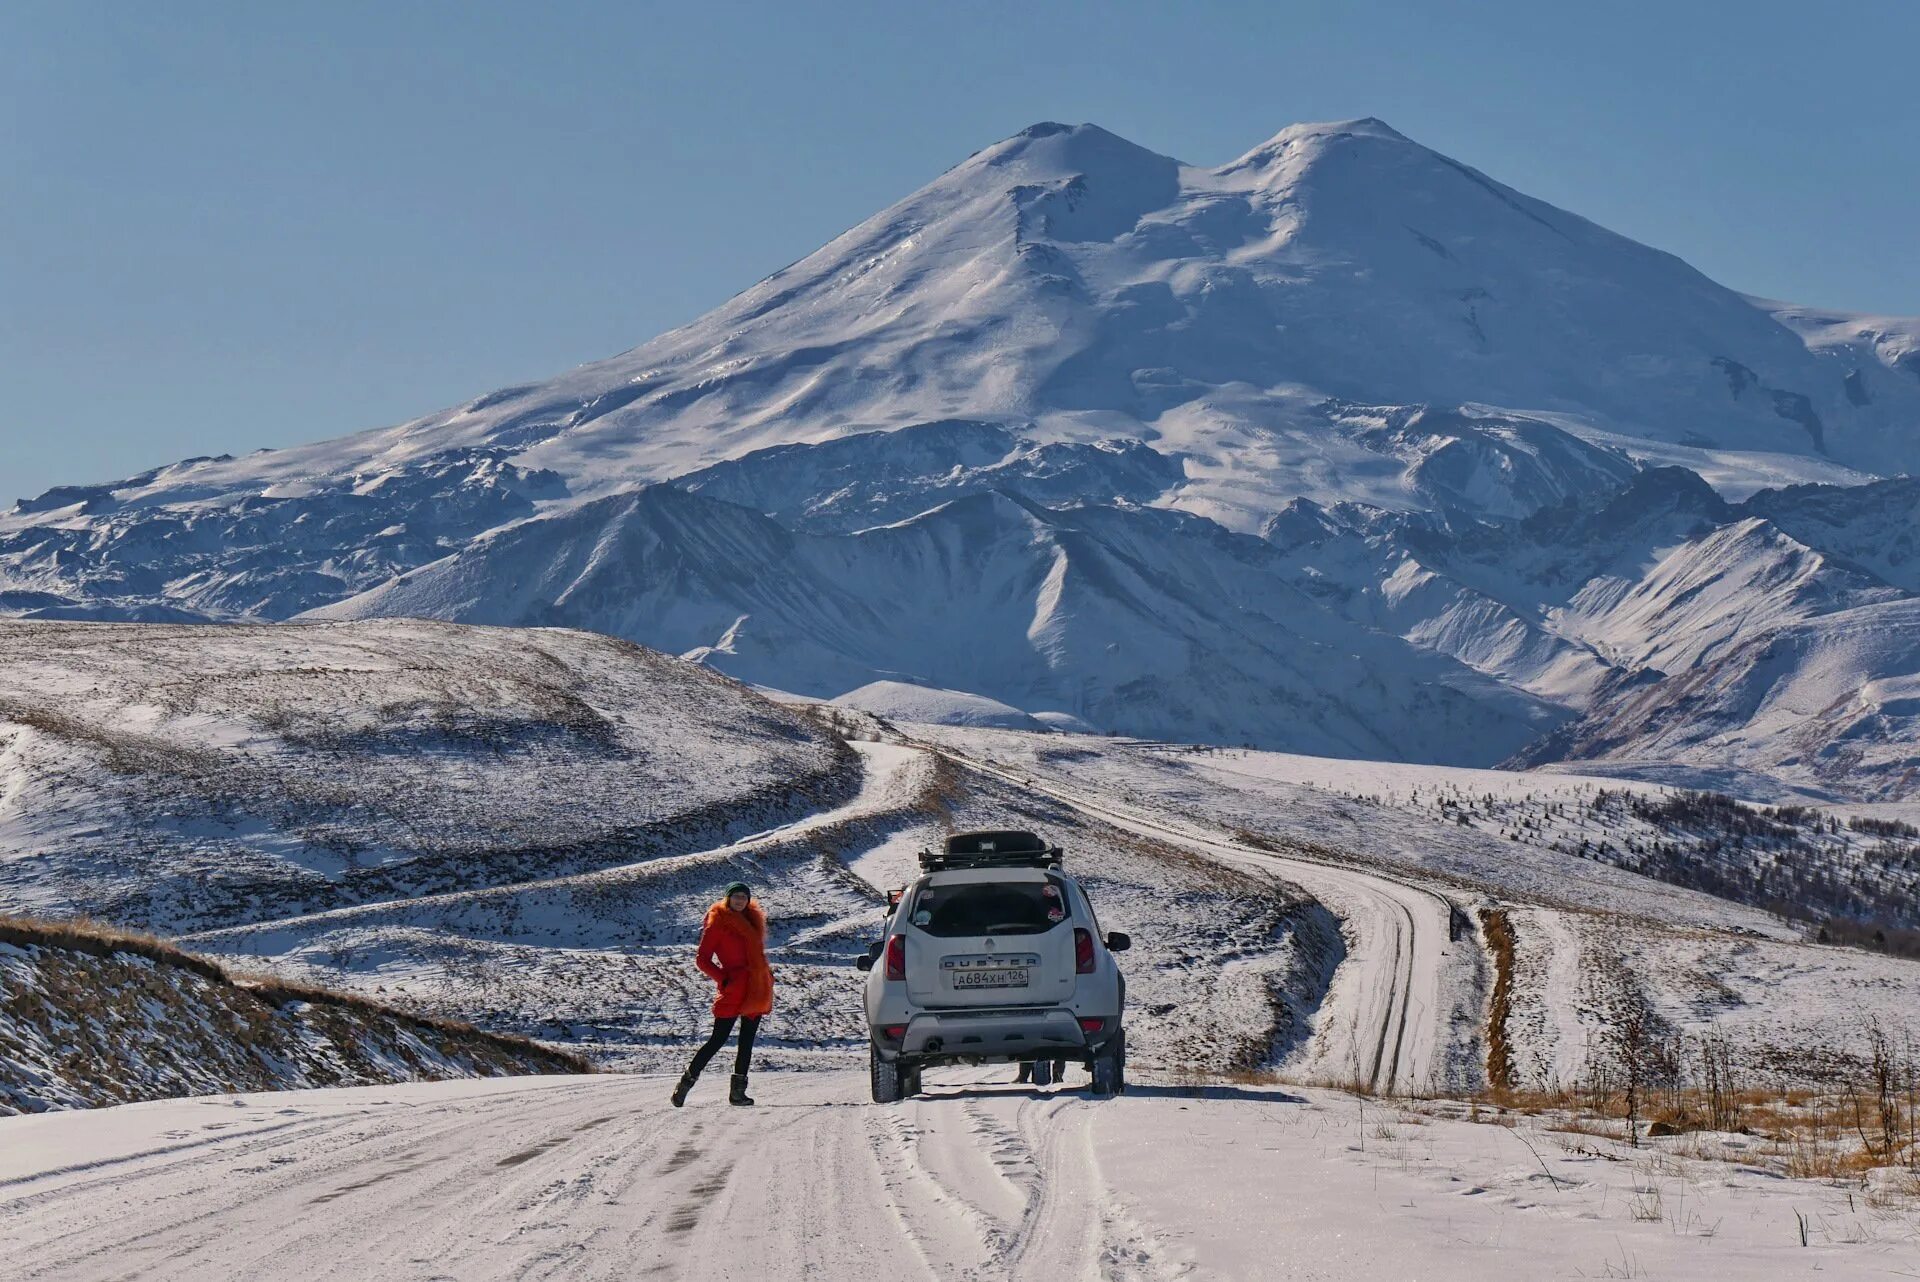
[[4, 117, 1918, 789]]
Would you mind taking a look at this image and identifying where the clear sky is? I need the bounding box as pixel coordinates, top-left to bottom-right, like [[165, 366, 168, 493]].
[[4, 0, 1917, 502]]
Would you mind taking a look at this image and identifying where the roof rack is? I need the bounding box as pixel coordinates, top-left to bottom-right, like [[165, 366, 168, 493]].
[[918, 829, 1063, 872]]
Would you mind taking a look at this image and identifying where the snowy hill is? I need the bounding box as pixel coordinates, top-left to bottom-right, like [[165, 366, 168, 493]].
[[1742, 474, 1920, 593], [0, 619, 855, 930], [827, 680, 1051, 730], [3, 117, 1918, 783]]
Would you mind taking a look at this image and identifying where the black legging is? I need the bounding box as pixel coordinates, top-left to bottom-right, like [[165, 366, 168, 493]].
[[686, 1014, 760, 1078]]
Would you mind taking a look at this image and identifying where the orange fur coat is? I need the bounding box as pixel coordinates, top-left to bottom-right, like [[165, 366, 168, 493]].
[[694, 900, 774, 1018]]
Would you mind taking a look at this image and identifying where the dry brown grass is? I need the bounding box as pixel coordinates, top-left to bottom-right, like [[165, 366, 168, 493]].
[[1171, 1064, 1293, 1088], [0, 913, 228, 983], [1479, 907, 1517, 1097], [911, 750, 970, 828], [1452, 1077, 1918, 1188], [2, 911, 591, 1073]]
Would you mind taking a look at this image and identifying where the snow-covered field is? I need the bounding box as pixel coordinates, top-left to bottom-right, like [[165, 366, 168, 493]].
[[4, 1071, 1914, 1281]]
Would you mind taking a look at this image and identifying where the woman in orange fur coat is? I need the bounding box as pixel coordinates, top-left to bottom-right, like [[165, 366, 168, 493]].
[[671, 881, 774, 1107]]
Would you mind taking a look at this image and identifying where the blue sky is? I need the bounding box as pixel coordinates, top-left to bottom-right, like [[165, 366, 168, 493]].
[[4, 0, 1916, 501]]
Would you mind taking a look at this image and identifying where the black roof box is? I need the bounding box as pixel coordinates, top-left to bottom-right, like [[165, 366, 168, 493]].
[[920, 829, 1063, 872]]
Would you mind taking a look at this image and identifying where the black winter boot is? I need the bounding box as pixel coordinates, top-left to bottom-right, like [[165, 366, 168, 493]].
[[670, 1072, 697, 1108], [728, 1073, 754, 1106]]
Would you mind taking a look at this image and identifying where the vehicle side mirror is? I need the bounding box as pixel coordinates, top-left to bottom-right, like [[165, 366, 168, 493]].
[[856, 954, 875, 972], [1105, 932, 1131, 953], [856, 940, 884, 971]]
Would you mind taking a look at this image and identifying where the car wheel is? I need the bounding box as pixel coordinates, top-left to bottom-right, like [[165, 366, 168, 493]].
[[870, 1043, 903, 1104], [1031, 1057, 1053, 1087], [1090, 1031, 1125, 1097]]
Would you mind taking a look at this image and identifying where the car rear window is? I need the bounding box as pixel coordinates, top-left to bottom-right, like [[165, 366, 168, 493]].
[[910, 879, 1067, 937]]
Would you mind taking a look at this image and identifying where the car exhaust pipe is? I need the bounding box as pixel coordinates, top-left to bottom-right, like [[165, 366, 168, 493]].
[[924, 1037, 943, 1053]]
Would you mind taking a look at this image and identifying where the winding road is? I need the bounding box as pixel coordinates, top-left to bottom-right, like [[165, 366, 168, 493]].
[[936, 744, 1458, 1095]]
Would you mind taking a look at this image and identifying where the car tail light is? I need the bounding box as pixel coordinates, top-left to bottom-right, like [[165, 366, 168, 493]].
[[1074, 928, 1095, 974], [885, 935, 906, 981], [882, 1024, 908, 1041], [1078, 1016, 1106, 1034]]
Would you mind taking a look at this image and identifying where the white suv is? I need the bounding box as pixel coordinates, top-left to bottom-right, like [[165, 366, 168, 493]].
[[857, 830, 1130, 1102]]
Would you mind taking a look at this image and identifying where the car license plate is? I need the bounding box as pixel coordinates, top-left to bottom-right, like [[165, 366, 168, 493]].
[[953, 967, 1028, 989]]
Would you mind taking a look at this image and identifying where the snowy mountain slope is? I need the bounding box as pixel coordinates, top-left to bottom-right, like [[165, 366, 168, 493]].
[[1263, 466, 1912, 727], [1757, 295, 1920, 410], [0, 448, 566, 623], [1741, 474, 1920, 593], [670, 419, 1187, 534], [306, 483, 1565, 763], [0, 619, 854, 931], [665, 402, 1638, 539], [328, 115, 1912, 490], [1551, 515, 1901, 674], [1311, 401, 1641, 520], [1519, 597, 1920, 800]]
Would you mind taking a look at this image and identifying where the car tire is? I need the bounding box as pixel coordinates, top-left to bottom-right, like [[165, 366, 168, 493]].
[[870, 1044, 904, 1104], [1031, 1057, 1053, 1087], [1090, 1031, 1125, 1097]]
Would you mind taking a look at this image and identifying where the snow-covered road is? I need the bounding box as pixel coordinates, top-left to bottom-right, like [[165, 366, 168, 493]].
[[941, 746, 1455, 1095], [0, 1071, 1168, 1281], [6, 1071, 1908, 1280]]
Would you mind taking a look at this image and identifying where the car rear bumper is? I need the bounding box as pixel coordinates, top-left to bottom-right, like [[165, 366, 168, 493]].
[[878, 1007, 1114, 1062]]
